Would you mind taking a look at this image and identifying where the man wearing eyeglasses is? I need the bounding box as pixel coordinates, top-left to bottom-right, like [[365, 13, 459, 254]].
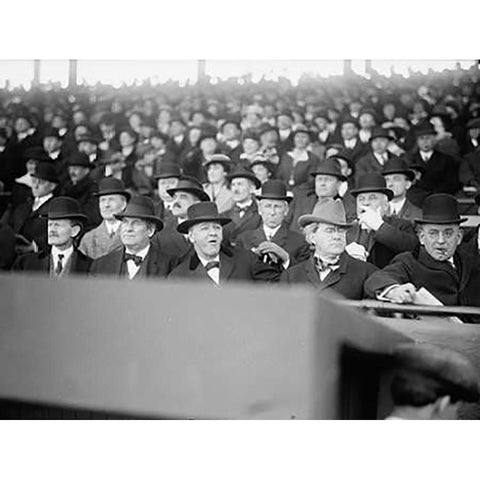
[[365, 194, 480, 316]]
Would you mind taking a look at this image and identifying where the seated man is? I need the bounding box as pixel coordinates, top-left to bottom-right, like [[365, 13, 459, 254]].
[[281, 199, 377, 299], [237, 180, 310, 270], [90, 196, 176, 279], [152, 162, 181, 227], [346, 173, 418, 268], [79, 177, 130, 259], [365, 194, 480, 315], [169, 202, 277, 285], [13, 196, 92, 275], [386, 343, 479, 420]]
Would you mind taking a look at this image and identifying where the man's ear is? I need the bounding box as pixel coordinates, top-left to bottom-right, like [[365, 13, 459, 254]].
[[70, 224, 81, 238], [405, 180, 412, 191]]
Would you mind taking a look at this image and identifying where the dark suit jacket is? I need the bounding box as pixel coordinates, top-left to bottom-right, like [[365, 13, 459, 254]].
[[236, 223, 311, 266], [459, 148, 480, 189], [354, 151, 397, 185], [0, 222, 16, 269], [347, 216, 419, 269], [13, 248, 92, 274], [275, 151, 319, 190], [340, 137, 369, 164], [223, 201, 262, 247], [90, 243, 177, 279], [394, 198, 422, 223], [281, 252, 378, 300], [152, 221, 192, 260]]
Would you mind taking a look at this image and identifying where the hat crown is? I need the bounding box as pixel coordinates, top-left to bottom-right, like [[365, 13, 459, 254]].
[[154, 162, 181, 178], [97, 177, 127, 193], [187, 201, 221, 221], [33, 162, 59, 183], [370, 126, 390, 138], [121, 196, 156, 218], [310, 198, 347, 225], [259, 180, 288, 198], [47, 196, 83, 218], [420, 193, 461, 223], [174, 177, 204, 191], [67, 152, 90, 167], [356, 173, 388, 191], [311, 157, 345, 179]]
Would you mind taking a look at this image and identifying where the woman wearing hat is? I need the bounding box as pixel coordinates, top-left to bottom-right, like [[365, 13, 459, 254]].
[[202, 154, 234, 214]]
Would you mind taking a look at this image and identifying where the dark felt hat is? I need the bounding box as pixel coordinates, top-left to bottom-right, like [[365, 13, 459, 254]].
[[154, 162, 182, 180], [227, 166, 261, 189], [67, 152, 94, 169], [242, 130, 260, 143], [114, 195, 163, 231], [381, 157, 415, 181], [31, 162, 60, 184], [43, 126, 61, 139], [310, 157, 347, 182], [467, 118, 480, 130], [94, 177, 131, 200], [76, 135, 100, 145], [370, 126, 393, 142], [23, 147, 51, 163], [256, 179, 292, 203], [414, 121, 436, 137], [41, 196, 87, 223], [350, 173, 394, 200], [203, 153, 233, 172], [340, 116, 360, 129], [177, 201, 231, 234], [167, 176, 210, 202], [415, 193, 466, 224], [298, 198, 352, 229]]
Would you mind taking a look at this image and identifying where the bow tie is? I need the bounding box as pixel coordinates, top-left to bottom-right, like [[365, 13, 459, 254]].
[[205, 261, 220, 271], [235, 205, 250, 214], [314, 256, 340, 273], [124, 253, 143, 266]]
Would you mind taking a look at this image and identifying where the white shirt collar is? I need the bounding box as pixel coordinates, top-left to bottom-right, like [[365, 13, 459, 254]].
[[33, 192, 53, 211], [345, 138, 357, 148], [389, 197, 406, 215], [0, 145, 5, 153], [51, 245, 74, 265], [420, 150, 433, 161], [105, 219, 121, 235], [263, 224, 281, 239], [197, 254, 221, 285], [49, 150, 61, 160], [125, 243, 150, 260], [373, 152, 388, 165]]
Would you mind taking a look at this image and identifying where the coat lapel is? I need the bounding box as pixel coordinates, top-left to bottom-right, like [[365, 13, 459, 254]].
[[304, 257, 321, 287], [318, 253, 347, 290], [272, 224, 288, 247], [220, 252, 235, 282]]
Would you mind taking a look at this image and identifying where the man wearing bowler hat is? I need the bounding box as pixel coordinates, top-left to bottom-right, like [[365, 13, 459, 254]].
[[152, 162, 182, 227], [381, 157, 422, 223], [339, 116, 368, 164], [13, 196, 92, 276], [281, 199, 377, 299], [236, 180, 310, 269], [90, 196, 176, 279], [169, 202, 277, 285], [365, 194, 480, 316], [79, 177, 130, 259], [346, 173, 418, 268]]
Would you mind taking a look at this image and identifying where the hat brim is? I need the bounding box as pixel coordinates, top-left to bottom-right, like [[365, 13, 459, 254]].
[[256, 194, 293, 203], [310, 171, 347, 182], [350, 187, 394, 201], [94, 189, 131, 200], [227, 174, 261, 189], [31, 173, 60, 183], [177, 216, 231, 234], [298, 214, 352, 229], [370, 134, 394, 142], [414, 217, 468, 225], [381, 169, 415, 181], [203, 160, 232, 171], [154, 173, 182, 180], [67, 163, 96, 169], [41, 213, 88, 223], [114, 213, 164, 231], [166, 186, 210, 202]]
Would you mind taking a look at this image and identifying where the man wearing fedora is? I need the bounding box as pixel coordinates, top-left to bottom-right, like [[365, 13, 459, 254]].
[[381, 157, 422, 223], [281, 199, 377, 299], [78, 177, 130, 259], [90, 196, 176, 279], [152, 162, 182, 228], [236, 180, 310, 269], [365, 194, 480, 314], [222, 166, 262, 247], [355, 127, 398, 184], [405, 121, 460, 207], [202, 154, 234, 214], [13, 196, 92, 276], [60, 152, 101, 230], [339, 116, 368, 164], [169, 202, 276, 285], [153, 176, 210, 259], [346, 173, 418, 268]]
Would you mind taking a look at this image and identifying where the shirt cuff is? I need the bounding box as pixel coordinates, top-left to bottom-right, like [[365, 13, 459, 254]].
[[376, 284, 400, 301]]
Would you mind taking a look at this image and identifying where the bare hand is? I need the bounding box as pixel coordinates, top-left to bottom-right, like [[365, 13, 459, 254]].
[[253, 241, 290, 264], [358, 206, 384, 231], [345, 242, 368, 262]]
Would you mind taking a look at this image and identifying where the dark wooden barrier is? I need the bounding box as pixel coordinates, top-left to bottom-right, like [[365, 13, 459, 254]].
[[0, 273, 409, 419]]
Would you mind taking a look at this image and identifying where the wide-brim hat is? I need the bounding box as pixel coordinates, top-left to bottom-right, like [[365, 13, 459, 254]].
[[256, 179, 292, 203], [114, 195, 164, 231], [310, 157, 347, 182], [381, 158, 415, 181], [167, 176, 210, 201], [369, 126, 394, 142], [66, 152, 95, 169], [40, 196, 87, 223], [42, 126, 61, 139], [350, 173, 394, 201], [94, 177, 131, 200], [415, 193, 467, 225], [24, 146, 51, 163], [203, 154, 232, 172], [227, 166, 261, 189], [31, 161, 60, 184], [177, 201, 231, 234], [154, 162, 182, 180], [298, 198, 353, 229]]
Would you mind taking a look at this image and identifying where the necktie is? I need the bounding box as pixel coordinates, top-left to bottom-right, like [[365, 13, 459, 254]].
[[314, 256, 339, 273], [205, 261, 220, 272], [55, 254, 64, 275], [236, 205, 249, 218], [124, 253, 143, 266]]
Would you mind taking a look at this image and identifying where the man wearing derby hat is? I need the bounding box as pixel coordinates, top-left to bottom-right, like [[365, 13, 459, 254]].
[[355, 127, 398, 184], [365, 194, 480, 316], [462, 118, 480, 155], [281, 199, 377, 299], [90, 196, 176, 280], [386, 343, 480, 420], [152, 162, 182, 227], [236, 180, 310, 270], [381, 157, 421, 222], [459, 124, 480, 194], [13, 196, 92, 276], [77, 135, 101, 165], [346, 173, 418, 268], [202, 154, 234, 214], [339, 116, 368, 164], [60, 152, 101, 230], [169, 202, 277, 285], [405, 121, 460, 207], [79, 177, 130, 259]]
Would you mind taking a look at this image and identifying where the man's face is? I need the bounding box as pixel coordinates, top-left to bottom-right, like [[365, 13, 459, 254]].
[[356, 192, 389, 217], [170, 121, 185, 137], [14, 118, 30, 134], [277, 115, 292, 130], [78, 141, 97, 156], [52, 115, 67, 129], [100, 123, 115, 138], [258, 199, 288, 228], [306, 222, 347, 257], [31, 177, 56, 198], [418, 223, 463, 262], [157, 177, 179, 202], [359, 113, 375, 129], [188, 222, 223, 259], [384, 174, 411, 199], [200, 138, 217, 155], [171, 191, 198, 218], [341, 123, 358, 141], [68, 166, 90, 184], [242, 138, 259, 155], [293, 132, 310, 149], [207, 163, 227, 184], [252, 164, 270, 184], [99, 194, 127, 221], [74, 125, 89, 141], [231, 178, 254, 203], [120, 217, 154, 251], [222, 123, 239, 141], [48, 219, 79, 248], [468, 127, 480, 140], [315, 175, 341, 199], [119, 132, 135, 148], [371, 137, 389, 154], [383, 104, 396, 118], [43, 136, 61, 154], [314, 117, 328, 131], [417, 134, 435, 152], [73, 111, 87, 125]]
